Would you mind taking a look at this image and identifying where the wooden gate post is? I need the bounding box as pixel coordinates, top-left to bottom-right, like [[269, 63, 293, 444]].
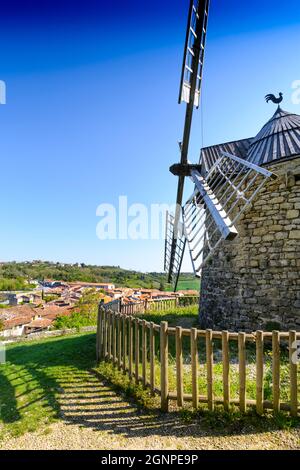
[[238, 332, 246, 413], [206, 329, 214, 411], [222, 331, 230, 411], [176, 326, 184, 408], [191, 328, 199, 410], [289, 331, 298, 417], [256, 331, 264, 415], [272, 331, 280, 414], [160, 321, 169, 412]]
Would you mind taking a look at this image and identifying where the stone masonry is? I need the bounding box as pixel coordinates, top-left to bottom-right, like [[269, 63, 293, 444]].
[[199, 157, 300, 332]]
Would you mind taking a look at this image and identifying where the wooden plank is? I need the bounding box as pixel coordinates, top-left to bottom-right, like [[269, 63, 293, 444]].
[[118, 314, 122, 370], [150, 322, 155, 395], [142, 320, 147, 387], [107, 312, 112, 361], [238, 332, 246, 413], [206, 329, 214, 411], [96, 307, 101, 362], [135, 318, 139, 384], [176, 326, 184, 407], [111, 312, 116, 365], [103, 309, 107, 360], [256, 331, 264, 415], [160, 322, 169, 412], [122, 315, 127, 374], [272, 331, 280, 414], [191, 328, 199, 410], [222, 331, 230, 411], [128, 316, 133, 379], [289, 331, 298, 417]]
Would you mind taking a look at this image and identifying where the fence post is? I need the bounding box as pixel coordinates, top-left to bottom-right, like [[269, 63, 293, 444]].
[[118, 314, 122, 370], [122, 315, 127, 374], [112, 312, 117, 365], [238, 332, 246, 413], [191, 328, 199, 410], [128, 316, 133, 380], [96, 306, 101, 362], [222, 331, 230, 411], [142, 320, 147, 387], [150, 322, 155, 395], [289, 331, 298, 417], [206, 329, 214, 411], [160, 321, 169, 412], [256, 331, 264, 415], [272, 331, 280, 414], [107, 312, 112, 361], [135, 318, 139, 384], [176, 326, 184, 408], [103, 309, 108, 360]]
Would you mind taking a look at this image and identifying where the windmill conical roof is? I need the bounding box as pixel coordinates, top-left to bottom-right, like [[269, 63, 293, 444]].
[[247, 107, 300, 165]]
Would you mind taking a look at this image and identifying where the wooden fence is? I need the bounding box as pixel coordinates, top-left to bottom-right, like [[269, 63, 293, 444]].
[[102, 296, 199, 316], [96, 308, 300, 416]]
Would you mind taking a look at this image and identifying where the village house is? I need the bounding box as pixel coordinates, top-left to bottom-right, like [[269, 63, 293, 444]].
[[68, 282, 115, 291], [0, 304, 73, 338], [5, 291, 42, 306]]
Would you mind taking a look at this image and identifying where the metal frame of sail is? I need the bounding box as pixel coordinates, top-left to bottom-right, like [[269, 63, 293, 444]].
[[168, 0, 210, 286], [179, 0, 209, 108], [165, 212, 186, 290], [182, 152, 276, 277]]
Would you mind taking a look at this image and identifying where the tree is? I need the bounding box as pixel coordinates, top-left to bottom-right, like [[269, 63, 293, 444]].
[[159, 282, 165, 292]]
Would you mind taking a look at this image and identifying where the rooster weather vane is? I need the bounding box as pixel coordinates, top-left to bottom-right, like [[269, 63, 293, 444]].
[[265, 92, 283, 105]]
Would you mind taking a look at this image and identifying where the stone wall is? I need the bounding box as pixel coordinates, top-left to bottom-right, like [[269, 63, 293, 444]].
[[199, 157, 300, 332], [3, 325, 97, 344]]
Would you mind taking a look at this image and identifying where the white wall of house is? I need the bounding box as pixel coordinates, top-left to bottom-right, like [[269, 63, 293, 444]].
[[3, 324, 27, 337]]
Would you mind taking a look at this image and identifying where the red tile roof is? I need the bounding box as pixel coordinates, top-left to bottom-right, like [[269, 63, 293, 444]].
[[26, 318, 52, 329]]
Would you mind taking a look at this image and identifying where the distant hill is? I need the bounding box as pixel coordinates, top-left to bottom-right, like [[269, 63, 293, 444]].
[[0, 261, 200, 291]]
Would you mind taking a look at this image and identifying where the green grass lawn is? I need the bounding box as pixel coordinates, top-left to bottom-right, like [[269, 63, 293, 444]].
[[0, 333, 96, 439]]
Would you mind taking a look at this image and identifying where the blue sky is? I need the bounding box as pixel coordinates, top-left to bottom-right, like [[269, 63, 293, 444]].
[[0, 0, 299, 272]]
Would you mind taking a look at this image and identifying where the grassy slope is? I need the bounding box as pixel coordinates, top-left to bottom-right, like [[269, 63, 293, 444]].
[[0, 333, 96, 439]]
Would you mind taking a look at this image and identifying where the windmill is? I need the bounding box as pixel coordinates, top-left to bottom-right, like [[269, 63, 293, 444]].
[[164, 0, 276, 291]]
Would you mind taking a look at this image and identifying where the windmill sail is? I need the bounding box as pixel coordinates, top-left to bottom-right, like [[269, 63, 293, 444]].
[[183, 152, 276, 277], [179, 0, 210, 108], [167, 0, 211, 289], [164, 212, 186, 290]]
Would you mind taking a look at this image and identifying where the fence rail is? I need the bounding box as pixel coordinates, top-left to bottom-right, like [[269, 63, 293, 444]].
[[96, 308, 300, 416]]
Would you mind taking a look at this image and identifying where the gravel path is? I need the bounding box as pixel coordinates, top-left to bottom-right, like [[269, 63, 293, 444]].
[[1, 371, 299, 450]]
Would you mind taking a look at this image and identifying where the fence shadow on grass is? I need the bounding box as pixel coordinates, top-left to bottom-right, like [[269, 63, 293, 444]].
[[58, 368, 296, 439], [0, 334, 97, 430], [1, 333, 298, 440]]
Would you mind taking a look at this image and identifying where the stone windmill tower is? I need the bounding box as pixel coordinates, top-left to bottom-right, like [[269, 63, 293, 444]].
[[199, 105, 300, 332], [164, 0, 300, 332]]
